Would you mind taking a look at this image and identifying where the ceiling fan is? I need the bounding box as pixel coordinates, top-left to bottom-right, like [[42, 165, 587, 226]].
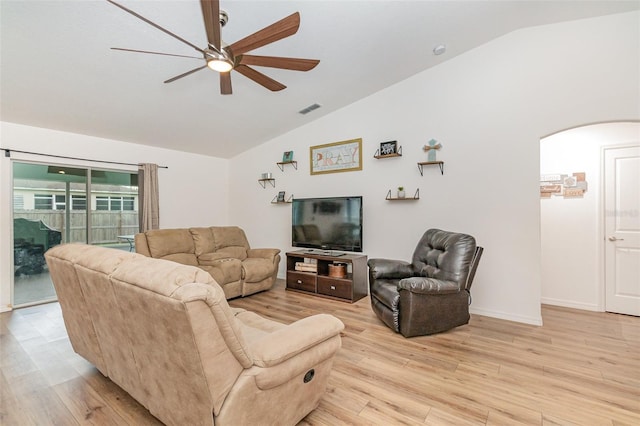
[[106, 0, 319, 95]]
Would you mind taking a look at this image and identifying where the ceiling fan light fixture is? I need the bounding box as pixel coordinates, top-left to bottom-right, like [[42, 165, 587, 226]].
[[207, 58, 233, 72], [205, 49, 233, 72]]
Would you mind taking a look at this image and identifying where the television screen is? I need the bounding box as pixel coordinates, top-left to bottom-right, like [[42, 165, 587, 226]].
[[292, 196, 363, 252]]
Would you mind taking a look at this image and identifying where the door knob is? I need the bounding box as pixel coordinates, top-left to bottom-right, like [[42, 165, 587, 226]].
[[608, 236, 624, 241]]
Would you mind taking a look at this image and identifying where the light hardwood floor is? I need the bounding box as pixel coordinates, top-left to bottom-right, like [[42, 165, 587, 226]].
[[1, 280, 638, 425]]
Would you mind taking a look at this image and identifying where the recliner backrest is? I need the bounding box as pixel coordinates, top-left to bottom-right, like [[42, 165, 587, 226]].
[[143, 228, 198, 266], [411, 228, 477, 289], [465, 246, 484, 291], [210, 226, 250, 260]]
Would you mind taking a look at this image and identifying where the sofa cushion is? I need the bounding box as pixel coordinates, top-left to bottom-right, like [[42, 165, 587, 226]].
[[145, 229, 195, 258], [199, 258, 242, 285], [216, 246, 248, 260], [211, 227, 249, 260], [159, 253, 198, 266], [199, 252, 236, 264], [190, 227, 216, 256], [242, 258, 275, 283], [111, 254, 217, 295]]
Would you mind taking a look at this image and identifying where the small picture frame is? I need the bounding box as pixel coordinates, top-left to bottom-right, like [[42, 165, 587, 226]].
[[277, 191, 286, 202], [380, 140, 397, 156], [282, 151, 294, 162]]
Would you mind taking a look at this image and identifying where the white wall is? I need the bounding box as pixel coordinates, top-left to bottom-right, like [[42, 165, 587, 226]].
[[0, 122, 229, 311], [540, 122, 640, 311], [229, 11, 640, 325]]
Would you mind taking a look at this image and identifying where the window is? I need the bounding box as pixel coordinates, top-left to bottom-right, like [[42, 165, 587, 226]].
[[123, 197, 134, 211], [95, 195, 136, 211], [35, 194, 67, 210], [34, 194, 53, 210], [110, 198, 122, 211], [72, 195, 86, 210], [96, 196, 109, 211], [54, 195, 66, 210], [13, 195, 24, 210]]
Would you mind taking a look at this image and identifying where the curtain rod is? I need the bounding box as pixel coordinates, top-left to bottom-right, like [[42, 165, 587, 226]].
[[1, 148, 168, 169]]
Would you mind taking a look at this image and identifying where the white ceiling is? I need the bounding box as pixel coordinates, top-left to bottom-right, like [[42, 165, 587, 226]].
[[2, 1, 638, 158]]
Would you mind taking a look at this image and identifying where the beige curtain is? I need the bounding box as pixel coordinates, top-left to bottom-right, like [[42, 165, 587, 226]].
[[138, 163, 159, 232]]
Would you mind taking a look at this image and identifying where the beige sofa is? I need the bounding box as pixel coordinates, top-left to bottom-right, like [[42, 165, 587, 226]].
[[134, 226, 280, 299], [45, 244, 344, 426]]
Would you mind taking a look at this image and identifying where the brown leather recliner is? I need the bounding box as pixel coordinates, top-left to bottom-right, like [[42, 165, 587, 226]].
[[368, 229, 483, 337]]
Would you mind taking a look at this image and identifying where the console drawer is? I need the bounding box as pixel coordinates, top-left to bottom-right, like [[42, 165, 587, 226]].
[[317, 278, 352, 300], [287, 271, 316, 292]]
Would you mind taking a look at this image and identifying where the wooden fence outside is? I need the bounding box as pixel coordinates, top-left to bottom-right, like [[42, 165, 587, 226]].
[[13, 211, 139, 244]]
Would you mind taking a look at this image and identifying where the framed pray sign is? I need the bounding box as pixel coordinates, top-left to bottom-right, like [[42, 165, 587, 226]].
[[310, 138, 362, 175]]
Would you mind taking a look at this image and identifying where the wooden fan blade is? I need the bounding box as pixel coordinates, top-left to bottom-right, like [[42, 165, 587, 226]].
[[164, 65, 208, 83], [228, 12, 300, 56], [234, 65, 286, 91], [220, 72, 232, 95], [111, 47, 202, 60], [200, 0, 221, 51], [107, 0, 204, 54], [239, 54, 319, 71]]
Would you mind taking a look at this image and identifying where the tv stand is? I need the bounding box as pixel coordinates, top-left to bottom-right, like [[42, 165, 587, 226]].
[[286, 250, 368, 303]]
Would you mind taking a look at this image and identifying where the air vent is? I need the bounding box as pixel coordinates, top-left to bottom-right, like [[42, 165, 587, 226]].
[[298, 103, 321, 115]]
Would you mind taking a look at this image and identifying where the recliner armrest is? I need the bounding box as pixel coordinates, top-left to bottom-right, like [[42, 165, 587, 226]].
[[398, 277, 459, 294], [250, 314, 344, 368], [368, 258, 414, 279], [247, 248, 281, 262]]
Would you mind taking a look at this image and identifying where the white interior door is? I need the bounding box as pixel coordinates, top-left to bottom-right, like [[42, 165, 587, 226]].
[[604, 145, 640, 316]]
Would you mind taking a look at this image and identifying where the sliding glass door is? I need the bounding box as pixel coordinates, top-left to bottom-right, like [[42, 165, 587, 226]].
[[90, 169, 139, 246], [12, 162, 138, 307]]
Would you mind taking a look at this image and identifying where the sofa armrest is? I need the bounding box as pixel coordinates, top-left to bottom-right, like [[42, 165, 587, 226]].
[[368, 258, 414, 279], [398, 277, 460, 295], [247, 248, 281, 262], [250, 314, 344, 368], [134, 233, 151, 257]]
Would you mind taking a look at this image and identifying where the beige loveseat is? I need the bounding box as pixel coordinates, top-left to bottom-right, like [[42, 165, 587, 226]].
[[135, 226, 280, 299], [45, 244, 344, 426]]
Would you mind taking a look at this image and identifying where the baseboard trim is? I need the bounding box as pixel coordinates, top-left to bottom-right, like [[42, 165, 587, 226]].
[[470, 307, 543, 326], [540, 297, 601, 312]]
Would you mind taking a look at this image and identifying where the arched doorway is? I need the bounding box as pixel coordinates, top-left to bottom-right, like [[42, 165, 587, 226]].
[[540, 122, 639, 315]]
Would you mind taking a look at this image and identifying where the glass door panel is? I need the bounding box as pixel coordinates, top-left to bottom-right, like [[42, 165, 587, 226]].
[[90, 170, 139, 251], [12, 163, 139, 307], [12, 162, 87, 306]]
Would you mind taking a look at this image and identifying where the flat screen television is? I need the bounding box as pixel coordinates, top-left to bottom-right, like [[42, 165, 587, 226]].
[[292, 196, 363, 252]]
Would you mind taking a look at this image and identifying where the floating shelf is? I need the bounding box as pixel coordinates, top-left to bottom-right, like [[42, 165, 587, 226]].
[[417, 161, 444, 175], [277, 160, 298, 171], [386, 188, 420, 200], [271, 194, 294, 204], [374, 146, 402, 159], [258, 178, 275, 188]]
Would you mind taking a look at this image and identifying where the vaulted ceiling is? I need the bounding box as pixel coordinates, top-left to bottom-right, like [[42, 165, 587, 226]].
[[1, 1, 637, 158]]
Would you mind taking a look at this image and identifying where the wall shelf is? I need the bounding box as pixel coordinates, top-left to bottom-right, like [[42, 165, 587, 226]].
[[277, 160, 298, 171], [386, 188, 420, 200], [258, 178, 275, 188], [374, 146, 403, 159], [417, 161, 444, 175], [271, 194, 294, 204]]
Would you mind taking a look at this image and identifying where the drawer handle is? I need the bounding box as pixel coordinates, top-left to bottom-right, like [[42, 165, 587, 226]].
[[297, 280, 302, 284], [330, 285, 336, 290]]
